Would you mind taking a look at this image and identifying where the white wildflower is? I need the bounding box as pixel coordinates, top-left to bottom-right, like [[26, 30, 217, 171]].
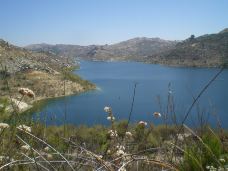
[[125, 131, 132, 137], [96, 155, 103, 159], [18, 88, 27, 96], [138, 121, 147, 126], [44, 146, 50, 152], [177, 133, 191, 141], [0, 156, 10, 162], [17, 125, 31, 133], [18, 88, 35, 98], [207, 165, 216, 171], [0, 156, 3, 162], [27, 89, 35, 98], [117, 145, 125, 151], [153, 112, 161, 118], [104, 106, 111, 113], [0, 123, 9, 129], [108, 130, 118, 138], [116, 149, 125, 156], [206, 166, 210, 170], [219, 158, 225, 163], [177, 134, 184, 141], [107, 116, 115, 121], [119, 167, 127, 171], [107, 150, 111, 154], [46, 154, 53, 160], [21, 145, 30, 151], [218, 166, 224, 171]]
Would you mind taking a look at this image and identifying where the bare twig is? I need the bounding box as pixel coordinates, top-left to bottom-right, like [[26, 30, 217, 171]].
[[126, 83, 137, 131], [181, 67, 224, 126], [16, 135, 57, 171], [17, 128, 76, 171], [21, 152, 50, 171]]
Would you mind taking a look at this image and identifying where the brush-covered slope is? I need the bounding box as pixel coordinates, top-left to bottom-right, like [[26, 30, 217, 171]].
[[25, 38, 177, 61], [146, 28, 228, 67], [0, 39, 95, 105], [25, 28, 228, 67], [86, 37, 177, 61]]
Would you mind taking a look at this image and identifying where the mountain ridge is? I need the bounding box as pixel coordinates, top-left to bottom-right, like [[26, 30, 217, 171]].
[[23, 28, 228, 67], [25, 37, 178, 62]]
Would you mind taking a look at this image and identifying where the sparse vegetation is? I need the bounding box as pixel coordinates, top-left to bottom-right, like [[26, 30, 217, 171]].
[[0, 104, 228, 170]]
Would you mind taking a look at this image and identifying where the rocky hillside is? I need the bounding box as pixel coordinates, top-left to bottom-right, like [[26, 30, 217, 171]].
[[25, 43, 97, 59], [0, 39, 74, 74], [0, 39, 95, 109], [145, 28, 228, 67], [25, 38, 177, 61], [91, 37, 177, 61], [26, 29, 228, 67]]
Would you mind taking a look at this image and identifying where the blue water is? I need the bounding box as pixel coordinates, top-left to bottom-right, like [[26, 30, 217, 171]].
[[32, 61, 228, 128]]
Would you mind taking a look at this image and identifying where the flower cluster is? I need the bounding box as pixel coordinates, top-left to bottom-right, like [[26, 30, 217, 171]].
[[44, 146, 50, 152], [138, 121, 147, 126], [115, 145, 126, 157], [108, 130, 118, 138], [153, 112, 161, 118], [205, 165, 216, 171], [21, 145, 30, 152], [107, 116, 115, 121], [116, 145, 125, 151], [0, 156, 10, 162], [104, 106, 112, 113], [116, 149, 125, 156], [17, 125, 32, 133], [219, 158, 225, 163], [177, 133, 191, 141], [0, 123, 9, 129], [0, 123, 9, 132], [104, 106, 116, 123], [125, 131, 133, 137], [119, 167, 127, 171], [18, 88, 35, 98], [46, 154, 53, 160]]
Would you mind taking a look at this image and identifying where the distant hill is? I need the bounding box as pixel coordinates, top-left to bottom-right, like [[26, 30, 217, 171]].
[[25, 28, 228, 67], [25, 37, 177, 61], [145, 28, 228, 67], [25, 43, 97, 59], [86, 37, 177, 61]]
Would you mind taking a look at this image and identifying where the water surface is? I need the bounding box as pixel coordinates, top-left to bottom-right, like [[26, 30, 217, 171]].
[[32, 61, 228, 127]]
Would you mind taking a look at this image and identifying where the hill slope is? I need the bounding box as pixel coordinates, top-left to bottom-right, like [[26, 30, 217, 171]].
[[25, 38, 177, 61], [0, 39, 95, 109], [145, 29, 228, 67], [26, 28, 228, 67]]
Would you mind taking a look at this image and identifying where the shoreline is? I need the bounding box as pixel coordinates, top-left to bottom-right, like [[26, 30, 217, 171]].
[[81, 58, 226, 69], [3, 68, 97, 115], [20, 84, 97, 115]]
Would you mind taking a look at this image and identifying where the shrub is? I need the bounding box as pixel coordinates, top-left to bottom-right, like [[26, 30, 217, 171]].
[[180, 129, 223, 171]]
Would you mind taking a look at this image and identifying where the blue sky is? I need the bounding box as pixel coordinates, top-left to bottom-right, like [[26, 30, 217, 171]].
[[0, 0, 228, 46]]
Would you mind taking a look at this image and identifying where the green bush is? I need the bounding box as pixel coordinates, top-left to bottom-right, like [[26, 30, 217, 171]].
[[180, 130, 223, 171]]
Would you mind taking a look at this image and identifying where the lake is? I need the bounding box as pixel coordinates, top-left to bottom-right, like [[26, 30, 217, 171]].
[[31, 60, 228, 128]]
